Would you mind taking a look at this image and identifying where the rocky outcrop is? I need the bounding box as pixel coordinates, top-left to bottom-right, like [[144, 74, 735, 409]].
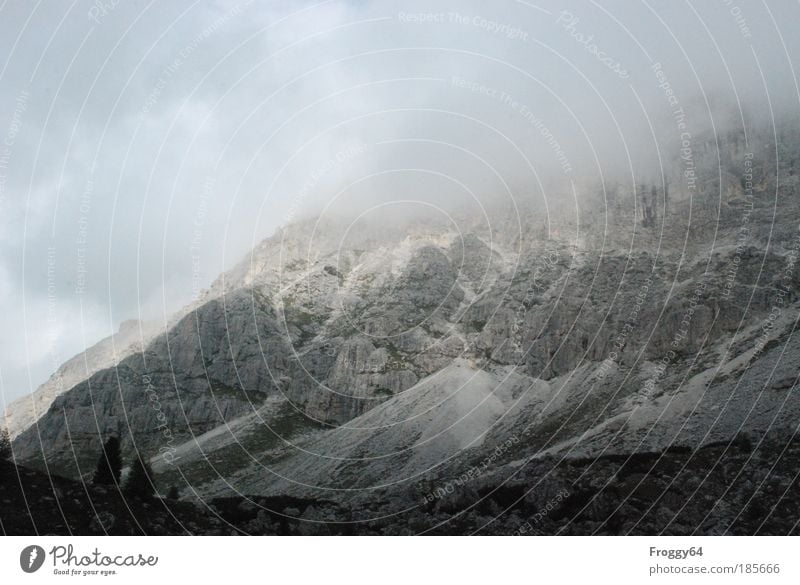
[[10, 122, 800, 514], [11, 290, 287, 477], [2, 319, 160, 439], [11, 224, 509, 475]]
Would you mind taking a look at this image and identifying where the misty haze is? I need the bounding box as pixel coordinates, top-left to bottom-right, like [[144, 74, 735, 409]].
[[1, 0, 800, 538]]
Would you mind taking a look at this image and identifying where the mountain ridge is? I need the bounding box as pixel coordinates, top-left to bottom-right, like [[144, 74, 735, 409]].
[[7, 123, 800, 528]]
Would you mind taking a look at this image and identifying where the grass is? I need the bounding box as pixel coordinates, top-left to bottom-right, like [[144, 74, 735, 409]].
[[470, 319, 487, 332], [154, 402, 323, 487], [285, 259, 306, 271], [208, 380, 267, 403]]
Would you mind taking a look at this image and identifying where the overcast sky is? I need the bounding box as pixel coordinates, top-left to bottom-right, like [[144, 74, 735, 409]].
[[0, 0, 798, 407]]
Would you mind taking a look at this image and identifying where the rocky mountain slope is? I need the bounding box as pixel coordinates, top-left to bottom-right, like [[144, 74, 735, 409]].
[[7, 121, 800, 534], [2, 319, 160, 439], [4, 432, 799, 535]]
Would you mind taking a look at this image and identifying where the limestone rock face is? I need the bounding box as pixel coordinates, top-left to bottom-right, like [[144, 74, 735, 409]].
[[11, 290, 287, 476], [11, 123, 800, 505], [2, 319, 160, 439], [11, 214, 512, 475]]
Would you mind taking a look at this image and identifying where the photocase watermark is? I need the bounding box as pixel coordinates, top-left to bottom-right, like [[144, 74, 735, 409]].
[[751, 225, 800, 356], [422, 435, 520, 504], [640, 279, 708, 399], [449, 12, 529, 42], [511, 488, 570, 534], [74, 177, 93, 297], [722, 152, 755, 299], [397, 11, 447, 23], [398, 11, 529, 41], [510, 249, 564, 339], [190, 176, 214, 301], [49, 544, 158, 576], [594, 271, 657, 381], [139, 1, 252, 122], [652, 62, 679, 109], [0, 89, 30, 214], [43, 247, 67, 398], [22, 543, 158, 575], [721, 0, 752, 39], [331, 351, 383, 373], [451, 76, 573, 174], [142, 375, 180, 465], [556, 12, 629, 79], [319, 342, 339, 358], [87, 0, 122, 25], [283, 142, 367, 225], [20, 545, 46, 573], [653, 62, 697, 196]]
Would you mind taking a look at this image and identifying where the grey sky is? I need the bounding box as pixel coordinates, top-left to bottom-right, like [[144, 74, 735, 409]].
[[1, 0, 798, 407]]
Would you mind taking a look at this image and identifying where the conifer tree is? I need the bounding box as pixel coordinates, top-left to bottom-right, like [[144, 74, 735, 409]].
[[123, 455, 156, 500], [93, 436, 122, 485]]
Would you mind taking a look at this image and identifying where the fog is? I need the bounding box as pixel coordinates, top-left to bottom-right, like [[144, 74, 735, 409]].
[[0, 0, 798, 406]]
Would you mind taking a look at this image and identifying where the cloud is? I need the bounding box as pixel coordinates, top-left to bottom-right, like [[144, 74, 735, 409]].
[[0, 0, 797, 402]]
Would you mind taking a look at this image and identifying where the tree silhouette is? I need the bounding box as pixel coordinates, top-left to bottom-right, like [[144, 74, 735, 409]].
[[639, 183, 656, 228], [93, 436, 122, 485], [123, 455, 156, 500], [0, 428, 11, 462], [0, 428, 11, 483]]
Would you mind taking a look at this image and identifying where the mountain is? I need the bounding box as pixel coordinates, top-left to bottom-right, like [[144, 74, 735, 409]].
[[4, 433, 799, 535], [7, 121, 800, 534], [2, 319, 160, 439]]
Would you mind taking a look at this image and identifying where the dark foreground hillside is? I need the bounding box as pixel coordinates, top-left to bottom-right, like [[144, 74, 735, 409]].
[[2, 432, 798, 535]]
